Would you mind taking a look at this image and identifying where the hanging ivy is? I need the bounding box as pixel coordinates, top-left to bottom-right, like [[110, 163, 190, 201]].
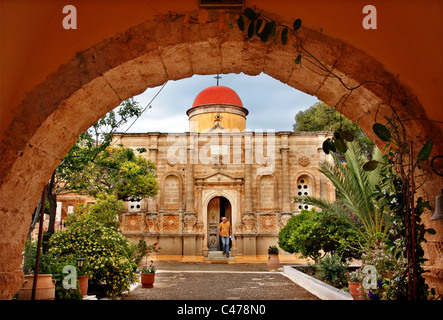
[[161, 5, 438, 300], [239, 7, 302, 47]]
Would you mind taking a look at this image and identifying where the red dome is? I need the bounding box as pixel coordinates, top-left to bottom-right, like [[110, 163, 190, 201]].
[[192, 86, 243, 107]]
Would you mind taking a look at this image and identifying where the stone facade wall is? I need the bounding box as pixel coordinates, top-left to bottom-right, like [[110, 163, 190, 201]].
[[113, 130, 334, 261]]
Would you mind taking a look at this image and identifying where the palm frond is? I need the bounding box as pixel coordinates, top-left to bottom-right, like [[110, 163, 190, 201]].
[[295, 141, 395, 243]]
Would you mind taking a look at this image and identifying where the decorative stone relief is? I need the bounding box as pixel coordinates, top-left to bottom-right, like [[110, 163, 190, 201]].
[[212, 154, 225, 169], [257, 156, 272, 167], [242, 212, 256, 234], [280, 212, 293, 228], [144, 213, 160, 233], [162, 215, 180, 231], [125, 214, 141, 232], [298, 156, 310, 167], [196, 221, 204, 233], [260, 214, 276, 231], [183, 212, 197, 233], [167, 155, 177, 166]]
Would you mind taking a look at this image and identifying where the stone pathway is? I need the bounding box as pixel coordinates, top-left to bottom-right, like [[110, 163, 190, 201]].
[[121, 261, 319, 300]]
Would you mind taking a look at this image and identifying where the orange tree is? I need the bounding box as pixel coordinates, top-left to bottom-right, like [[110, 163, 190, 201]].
[[49, 218, 138, 298], [278, 209, 362, 264]]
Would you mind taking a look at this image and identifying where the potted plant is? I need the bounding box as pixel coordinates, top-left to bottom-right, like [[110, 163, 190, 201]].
[[348, 269, 366, 300], [267, 245, 280, 271], [140, 262, 156, 288], [18, 240, 57, 300], [76, 257, 89, 296]]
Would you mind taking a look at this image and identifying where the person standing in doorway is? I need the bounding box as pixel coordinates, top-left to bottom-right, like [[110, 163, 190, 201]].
[[218, 217, 232, 258]]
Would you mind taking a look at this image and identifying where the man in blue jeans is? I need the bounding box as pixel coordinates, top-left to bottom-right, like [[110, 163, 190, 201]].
[[218, 217, 232, 258]]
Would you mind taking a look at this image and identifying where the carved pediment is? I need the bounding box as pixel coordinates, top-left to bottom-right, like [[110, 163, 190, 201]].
[[195, 171, 243, 186]]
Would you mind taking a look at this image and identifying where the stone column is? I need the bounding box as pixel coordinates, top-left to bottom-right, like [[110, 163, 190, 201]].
[[280, 133, 291, 213], [244, 132, 253, 213], [185, 148, 195, 213], [182, 212, 198, 262], [241, 132, 257, 261], [148, 133, 160, 213]]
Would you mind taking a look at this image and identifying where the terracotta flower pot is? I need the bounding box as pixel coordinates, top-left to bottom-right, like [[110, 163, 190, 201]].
[[77, 276, 89, 296], [348, 282, 366, 300], [267, 254, 280, 271], [17, 274, 56, 300], [141, 273, 155, 288]]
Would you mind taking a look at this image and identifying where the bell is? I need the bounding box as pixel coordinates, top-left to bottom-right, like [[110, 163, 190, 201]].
[[431, 190, 443, 220]]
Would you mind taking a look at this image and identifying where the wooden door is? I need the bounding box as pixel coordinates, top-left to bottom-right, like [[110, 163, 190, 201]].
[[207, 197, 220, 251]]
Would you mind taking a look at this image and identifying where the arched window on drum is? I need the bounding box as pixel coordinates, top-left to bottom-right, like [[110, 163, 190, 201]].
[[296, 177, 310, 211]]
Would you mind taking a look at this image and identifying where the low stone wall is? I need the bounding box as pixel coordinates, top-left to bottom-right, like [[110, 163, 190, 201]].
[[283, 265, 352, 300]]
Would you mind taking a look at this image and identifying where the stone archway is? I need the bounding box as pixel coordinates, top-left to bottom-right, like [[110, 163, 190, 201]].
[[1, 8, 442, 299], [201, 189, 238, 255]]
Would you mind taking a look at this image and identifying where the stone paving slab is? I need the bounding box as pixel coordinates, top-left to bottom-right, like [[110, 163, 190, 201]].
[[121, 261, 319, 300]]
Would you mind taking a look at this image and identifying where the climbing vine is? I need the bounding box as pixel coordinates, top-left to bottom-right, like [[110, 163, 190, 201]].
[[164, 6, 439, 299]]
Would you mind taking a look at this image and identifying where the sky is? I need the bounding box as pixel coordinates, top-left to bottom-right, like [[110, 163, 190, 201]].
[[118, 72, 320, 133]]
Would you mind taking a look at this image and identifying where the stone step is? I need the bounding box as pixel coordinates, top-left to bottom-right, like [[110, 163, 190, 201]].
[[208, 251, 226, 257], [205, 251, 234, 262]]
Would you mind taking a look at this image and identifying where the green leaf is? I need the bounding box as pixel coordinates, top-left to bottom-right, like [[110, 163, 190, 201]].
[[259, 22, 271, 42], [363, 160, 379, 171], [426, 228, 436, 235], [417, 139, 433, 161], [293, 18, 302, 31], [334, 130, 343, 140], [328, 138, 336, 153], [281, 28, 288, 45], [334, 138, 347, 153], [322, 139, 330, 154], [243, 8, 257, 20], [225, 13, 233, 29], [294, 54, 302, 65], [372, 123, 391, 142], [256, 19, 263, 33], [341, 130, 354, 142], [237, 15, 244, 30], [247, 21, 254, 38], [269, 21, 276, 37]]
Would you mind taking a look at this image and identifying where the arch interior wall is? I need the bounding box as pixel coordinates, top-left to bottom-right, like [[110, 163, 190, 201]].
[[1, 5, 442, 299]]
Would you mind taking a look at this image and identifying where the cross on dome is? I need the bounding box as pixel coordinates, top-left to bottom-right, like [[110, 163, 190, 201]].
[[214, 74, 222, 86]]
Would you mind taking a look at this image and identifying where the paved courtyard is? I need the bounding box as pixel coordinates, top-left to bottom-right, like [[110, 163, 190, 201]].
[[121, 261, 319, 300]]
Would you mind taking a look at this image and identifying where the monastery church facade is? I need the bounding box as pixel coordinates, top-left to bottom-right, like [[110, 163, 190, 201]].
[[114, 84, 335, 262], [60, 85, 335, 262]]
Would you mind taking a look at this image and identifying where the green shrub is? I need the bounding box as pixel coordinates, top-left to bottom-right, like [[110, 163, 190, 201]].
[[278, 210, 312, 255], [278, 209, 363, 263], [65, 194, 123, 230], [22, 239, 56, 275], [317, 253, 349, 288], [49, 219, 137, 298], [268, 245, 279, 255], [52, 255, 84, 300]]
